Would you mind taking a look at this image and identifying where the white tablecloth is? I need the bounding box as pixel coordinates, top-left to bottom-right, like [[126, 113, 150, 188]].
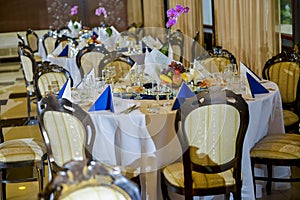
[[89, 81, 286, 200], [46, 54, 82, 87]]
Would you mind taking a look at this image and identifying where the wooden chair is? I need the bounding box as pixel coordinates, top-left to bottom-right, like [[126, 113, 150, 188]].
[[18, 44, 38, 122], [33, 63, 73, 115], [75, 43, 108, 78], [42, 32, 57, 56], [38, 95, 95, 178], [250, 133, 300, 195], [55, 35, 78, 49], [262, 48, 299, 133], [99, 52, 135, 83], [161, 90, 249, 200], [17, 32, 25, 45], [38, 160, 141, 200], [200, 46, 237, 73], [26, 29, 39, 54]]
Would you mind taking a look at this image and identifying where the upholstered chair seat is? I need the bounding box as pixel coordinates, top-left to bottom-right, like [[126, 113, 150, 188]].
[[283, 110, 299, 127], [0, 138, 45, 162], [250, 133, 300, 195], [163, 161, 235, 189], [251, 134, 300, 160]]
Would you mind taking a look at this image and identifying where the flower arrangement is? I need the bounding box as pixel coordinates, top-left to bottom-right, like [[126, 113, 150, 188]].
[[95, 5, 112, 37], [166, 4, 189, 28], [69, 5, 81, 29], [68, 5, 82, 37], [160, 61, 188, 85]]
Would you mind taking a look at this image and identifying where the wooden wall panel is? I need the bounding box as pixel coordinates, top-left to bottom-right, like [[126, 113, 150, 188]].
[[0, 0, 128, 33]]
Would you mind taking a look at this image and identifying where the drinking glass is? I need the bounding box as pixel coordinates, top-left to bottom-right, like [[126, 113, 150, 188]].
[[106, 65, 116, 84], [162, 84, 172, 106]]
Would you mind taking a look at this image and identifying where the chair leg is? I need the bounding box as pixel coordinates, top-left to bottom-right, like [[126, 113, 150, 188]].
[[27, 95, 31, 122], [1, 170, 6, 200], [251, 161, 257, 196], [266, 164, 272, 195], [160, 172, 170, 200]]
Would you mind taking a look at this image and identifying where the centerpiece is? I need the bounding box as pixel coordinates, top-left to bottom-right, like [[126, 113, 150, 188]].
[[68, 5, 82, 38], [95, 5, 112, 37], [160, 61, 188, 86]]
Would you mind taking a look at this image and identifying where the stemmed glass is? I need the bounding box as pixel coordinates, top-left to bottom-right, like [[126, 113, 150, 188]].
[[152, 82, 162, 104], [162, 84, 172, 106], [131, 65, 145, 100], [106, 65, 116, 84]]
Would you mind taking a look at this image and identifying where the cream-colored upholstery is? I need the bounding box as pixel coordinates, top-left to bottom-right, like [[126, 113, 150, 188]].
[[43, 36, 56, 55], [163, 104, 240, 189], [37, 72, 67, 98], [283, 109, 299, 127], [61, 184, 130, 200], [104, 61, 132, 82], [39, 160, 141, 200], [43, 111, 87, 167], [27, 34, 38, 52], [20, 55, 34, 82], [161, 90, 249, 200], [163, 162, 235, 189], [201, 57, 232, 73], [80, 51, 105, 76], [0, 138, 45, 162]]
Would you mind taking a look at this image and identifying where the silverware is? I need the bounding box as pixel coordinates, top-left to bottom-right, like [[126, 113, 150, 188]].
[[127, 105, 140, 113], [119, 104, 137, 114]]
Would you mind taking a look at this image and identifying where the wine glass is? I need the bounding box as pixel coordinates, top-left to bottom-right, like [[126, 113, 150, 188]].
[[106, 65, 116, 84], [162, 84, 172, 106], [152, 82, 162, 104], [132, 65, 144, 100]]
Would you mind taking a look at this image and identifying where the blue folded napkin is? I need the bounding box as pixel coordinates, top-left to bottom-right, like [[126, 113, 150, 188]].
[[58, 79, 72, 101], [246, 72, 269, 97], [58, 45, 69, 57], [89, 85, 114, 112], [171, 82, 196, 110]]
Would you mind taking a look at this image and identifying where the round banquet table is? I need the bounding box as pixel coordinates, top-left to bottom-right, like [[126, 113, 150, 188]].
[[79, 81, 287, 200]]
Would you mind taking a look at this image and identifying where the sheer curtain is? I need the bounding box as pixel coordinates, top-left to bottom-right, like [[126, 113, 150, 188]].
[[214, 0, 281, 76]]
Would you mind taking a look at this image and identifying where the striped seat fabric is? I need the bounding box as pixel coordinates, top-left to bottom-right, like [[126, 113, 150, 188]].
[[251, 133, 300, 160], [250, 133, 300, 194], [0, 138, 45, 162], [262, 49, 300, 133], [161, 90, 249, 200]]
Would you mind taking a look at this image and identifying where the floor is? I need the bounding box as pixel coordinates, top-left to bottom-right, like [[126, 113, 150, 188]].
[[0, 50, 300, 199]]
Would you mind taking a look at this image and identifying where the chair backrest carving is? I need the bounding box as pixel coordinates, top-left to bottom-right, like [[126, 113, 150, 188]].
[[39, 160, 141, 200]]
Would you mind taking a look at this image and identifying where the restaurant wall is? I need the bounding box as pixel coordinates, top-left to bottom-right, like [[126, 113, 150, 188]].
[[0, 0, 128, 33]]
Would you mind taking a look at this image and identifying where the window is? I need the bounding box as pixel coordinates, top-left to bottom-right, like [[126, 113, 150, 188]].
[[280, 0, 293, 35]]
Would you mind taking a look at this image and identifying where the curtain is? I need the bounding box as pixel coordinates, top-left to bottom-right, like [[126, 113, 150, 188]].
[[168, 0, 204, 66], [143, 0, 165, 27], [214, 0, 281, 76], [127, 0, 143, 27]]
